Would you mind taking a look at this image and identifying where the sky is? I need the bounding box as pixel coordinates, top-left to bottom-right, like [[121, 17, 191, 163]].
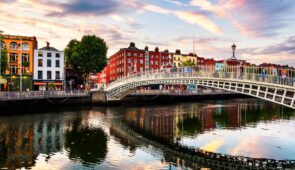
[[1, 0, 295, 66]]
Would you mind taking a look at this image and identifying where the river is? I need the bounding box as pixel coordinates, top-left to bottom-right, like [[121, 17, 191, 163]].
[[0, 98, 294, 169]]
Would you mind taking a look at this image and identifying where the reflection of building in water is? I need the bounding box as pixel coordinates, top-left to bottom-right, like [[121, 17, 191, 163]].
[[33, 120, 64, 155], [125, 107, 176, 139], [0, 118, 64, 169], [0, 124, 35, 169]]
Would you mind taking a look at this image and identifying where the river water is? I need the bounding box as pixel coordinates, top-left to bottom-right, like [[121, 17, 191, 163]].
[[0, 98, 295, 169]]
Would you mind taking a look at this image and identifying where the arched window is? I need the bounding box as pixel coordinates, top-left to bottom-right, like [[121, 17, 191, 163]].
[[10, 42, 18, 50], [21, 43, 30, 50], [0, 41, 5, 49]]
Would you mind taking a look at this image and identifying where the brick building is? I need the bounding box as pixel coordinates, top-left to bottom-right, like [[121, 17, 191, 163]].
[[98, 42, 173, 84]]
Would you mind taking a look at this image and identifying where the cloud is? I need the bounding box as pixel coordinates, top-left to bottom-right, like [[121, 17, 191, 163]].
[[190, 0, 295, 37], [241, 36, 295, 55], [140, 3, 222, 35], [47, 0, 120, 17], [174, 11, 222, 35]]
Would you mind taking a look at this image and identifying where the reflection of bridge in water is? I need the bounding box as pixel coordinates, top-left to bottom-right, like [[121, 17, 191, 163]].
[[106, 66, 295, 109], [117, 100, 295, 169], [113, 119, 295, 169]]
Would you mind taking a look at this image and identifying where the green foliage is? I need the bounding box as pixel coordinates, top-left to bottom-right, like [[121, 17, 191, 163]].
[[65, 35, 108, 83], [22, 61, 30, 68], [0, 47, 8, 75], [182, 60, 195, 67], [48, 82, 56, 90]]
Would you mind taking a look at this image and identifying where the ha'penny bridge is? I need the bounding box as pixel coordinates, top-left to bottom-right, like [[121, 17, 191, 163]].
[[106, 66, 295, 109]]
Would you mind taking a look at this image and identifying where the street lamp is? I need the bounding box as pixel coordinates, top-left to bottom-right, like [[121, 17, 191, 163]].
[[19, 37, 23, 91]]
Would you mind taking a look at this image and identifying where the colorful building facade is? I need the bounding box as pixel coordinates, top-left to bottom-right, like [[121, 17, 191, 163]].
[[173, 50, 198, 67], [0, 35, 38, 90]]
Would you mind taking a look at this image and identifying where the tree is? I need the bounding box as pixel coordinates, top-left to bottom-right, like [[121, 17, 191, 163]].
[[182, 60, 195, 67], [0, 47, 8, 75], [65, 35, 108, 86]]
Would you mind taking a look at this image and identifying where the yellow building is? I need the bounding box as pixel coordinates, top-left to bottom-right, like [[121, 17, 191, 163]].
[[173, 50, 198, 67], [0, 35, 38, 90]]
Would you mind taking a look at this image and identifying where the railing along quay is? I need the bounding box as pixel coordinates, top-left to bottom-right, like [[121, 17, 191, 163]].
[[0, 90, 89, 101], [115, 120, 295, 169]]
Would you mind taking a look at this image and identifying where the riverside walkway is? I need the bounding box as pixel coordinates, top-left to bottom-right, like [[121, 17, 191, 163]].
[[0, 90, 89, 101], [106, 66, 295, 109]]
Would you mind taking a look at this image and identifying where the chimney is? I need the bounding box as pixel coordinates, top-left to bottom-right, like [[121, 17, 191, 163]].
[[129, 42, 135, 48], [155, 47, 159, 52], [175, 49, 181, 54], [145, 46, 149, 51], [46, 42, 50, 48]]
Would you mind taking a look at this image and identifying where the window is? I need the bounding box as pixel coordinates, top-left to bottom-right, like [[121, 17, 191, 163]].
[[21, 43, 30, 50], [128, 59, 131, 63], [55, 71, 60, 80], [0, 41, 5, 48], [56, 53, 60, 58], [140, 59, 143, 64], [140, 54, 143, 57], [10, 66, 17, 74], [10, 53, 18, 62], [128, 52, 131, 56], [47, 52, 52, 57], [140, 67, 143, 72], [134, 53, 137, 56], [38, 52, 43, 57], [38, 71, 43, 79], [47, 71, 52, 80], [155, 61, 158, 65], [133, 59, 136, 63], [47, 59, 51, 67], [38, 59, 43, 67], [150, 61, 153, 65], [55, 60, 60, 67], [10, 42, 18, 50], [21, 53, 29, 62]]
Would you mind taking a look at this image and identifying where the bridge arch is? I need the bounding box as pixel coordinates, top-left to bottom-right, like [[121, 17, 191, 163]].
[[106, 70, 295, 109]]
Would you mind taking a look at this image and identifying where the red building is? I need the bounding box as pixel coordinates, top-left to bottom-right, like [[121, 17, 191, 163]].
[[98, 42, 173, 84]]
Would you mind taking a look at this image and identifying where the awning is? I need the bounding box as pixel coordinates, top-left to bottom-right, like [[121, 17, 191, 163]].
[[33, 82, 63, 86], [34, 82, 46, 85]]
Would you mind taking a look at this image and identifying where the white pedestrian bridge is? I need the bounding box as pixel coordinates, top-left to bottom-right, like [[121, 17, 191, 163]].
[[106, 66, 295, 109]]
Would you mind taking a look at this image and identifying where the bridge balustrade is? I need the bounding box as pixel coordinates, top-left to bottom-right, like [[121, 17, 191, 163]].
[[107, 66, 295, 91]]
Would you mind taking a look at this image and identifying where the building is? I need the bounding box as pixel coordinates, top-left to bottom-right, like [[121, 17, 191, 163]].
[[99, 42, 173, 84], [0, 34, 37, 91], [173, 50, 197, 67], [33, 42, 64, 90]]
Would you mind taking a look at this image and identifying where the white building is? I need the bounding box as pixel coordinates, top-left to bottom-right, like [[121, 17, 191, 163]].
[[33, 42, 64, 90]]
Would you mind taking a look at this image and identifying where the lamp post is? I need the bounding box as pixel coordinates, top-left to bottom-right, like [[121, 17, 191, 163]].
[[19, 37, 23, 91]]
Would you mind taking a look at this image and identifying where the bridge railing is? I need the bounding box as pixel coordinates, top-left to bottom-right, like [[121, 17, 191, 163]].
[[107, 66, 295, 90], [0, 90, 89, 100]]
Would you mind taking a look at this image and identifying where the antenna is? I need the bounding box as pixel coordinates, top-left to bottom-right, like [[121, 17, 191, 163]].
[[193, 34, 196, 55]]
